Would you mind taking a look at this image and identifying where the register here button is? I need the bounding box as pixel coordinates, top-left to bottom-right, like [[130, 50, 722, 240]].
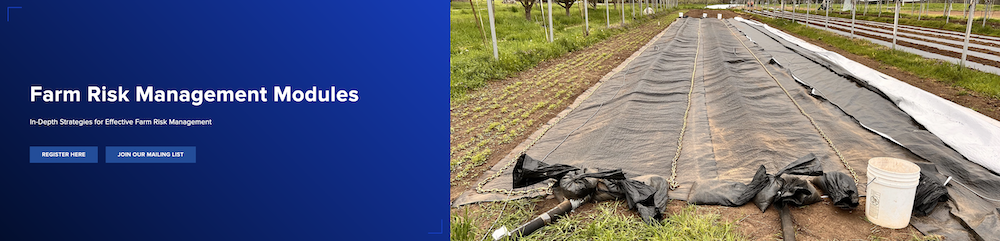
[[29, 146, 98, 163], [106, 146, 196, 163]]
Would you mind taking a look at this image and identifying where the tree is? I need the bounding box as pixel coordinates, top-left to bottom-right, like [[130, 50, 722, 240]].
[[517, 0, 537, 20], [557, 0, 576, 16]]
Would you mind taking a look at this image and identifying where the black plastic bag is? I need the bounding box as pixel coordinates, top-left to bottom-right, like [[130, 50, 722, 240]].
[[753, 153, 824, 212], [511, 154, 668, 223], [913, 172, 949, 216], [777, 176, 822, 206], [557, 168, 626, 200], [688, 165, 771, 207], [648, 176, 672, 212], [812, 172, 859, 210], [736, 165, 772, 205], [618, 179, 667, 224], [512, 153, 579, 188], [557, 170, 598, 200], [753, 175, 781, 212], [593, 179, 625, 202], [620, 179, 657, 210]]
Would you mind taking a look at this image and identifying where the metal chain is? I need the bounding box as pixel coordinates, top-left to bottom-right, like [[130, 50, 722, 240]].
[[667, 18, 702, 190], [722, 21, 860, 185]]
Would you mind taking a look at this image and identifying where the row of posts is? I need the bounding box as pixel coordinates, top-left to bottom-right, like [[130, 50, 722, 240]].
[[482, 0, 678, 60], [747, 0, 987, 68]]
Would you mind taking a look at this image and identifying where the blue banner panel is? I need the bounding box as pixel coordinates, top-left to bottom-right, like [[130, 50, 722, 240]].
[[29, 146, 98, 163], [106, 146, 196, 163]]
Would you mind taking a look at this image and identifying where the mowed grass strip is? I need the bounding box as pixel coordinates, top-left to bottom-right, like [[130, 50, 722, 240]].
[[451, 200, 742, 241], [749, 14, 1000, 99]]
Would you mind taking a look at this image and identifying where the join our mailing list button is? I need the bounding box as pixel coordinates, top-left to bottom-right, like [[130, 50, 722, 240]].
[[29, 146, 99, 163], [106, 146, 196, 163]]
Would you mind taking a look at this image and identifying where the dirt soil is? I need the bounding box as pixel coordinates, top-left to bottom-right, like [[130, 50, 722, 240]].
[[451, 9, 996, 240]]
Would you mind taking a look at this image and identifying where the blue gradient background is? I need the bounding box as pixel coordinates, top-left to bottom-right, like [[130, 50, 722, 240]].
[[0, 1, 448, 240]]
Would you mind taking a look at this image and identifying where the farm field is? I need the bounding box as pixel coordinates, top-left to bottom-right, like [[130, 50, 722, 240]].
[[451, 2, 999, 240]]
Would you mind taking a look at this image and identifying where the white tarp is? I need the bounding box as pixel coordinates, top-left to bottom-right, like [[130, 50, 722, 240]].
[[735, 17, 1000, 174]]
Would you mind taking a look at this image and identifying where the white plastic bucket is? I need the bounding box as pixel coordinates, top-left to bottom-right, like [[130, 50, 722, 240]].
[[679, 12, 684, 18], [702, 13, 707, 18], [865, 157, 921, 229], [718, 13, 722, 19]]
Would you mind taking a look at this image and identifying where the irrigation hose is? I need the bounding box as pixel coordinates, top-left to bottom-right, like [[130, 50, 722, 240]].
[[721, 20, 860, 186]]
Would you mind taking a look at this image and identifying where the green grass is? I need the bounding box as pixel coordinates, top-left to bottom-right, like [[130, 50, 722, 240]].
[[451, 1, 703, 100], [451, 200, 742, 241], [769, 3, 1000, 38], [749, 13, 1000, 99]]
